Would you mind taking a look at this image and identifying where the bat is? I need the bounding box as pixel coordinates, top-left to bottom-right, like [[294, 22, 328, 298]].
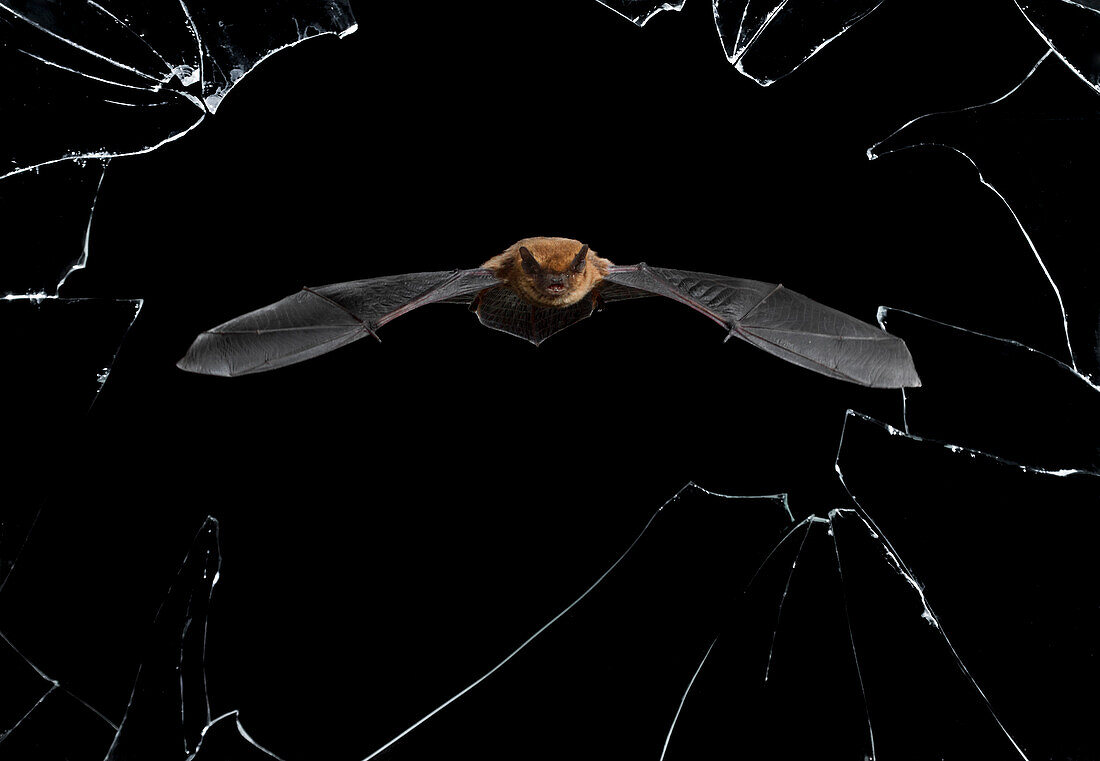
[[176, 236, 920, 387]]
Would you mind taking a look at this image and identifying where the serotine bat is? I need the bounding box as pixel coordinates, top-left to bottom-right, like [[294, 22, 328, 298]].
[[177, 236, 920, 387]]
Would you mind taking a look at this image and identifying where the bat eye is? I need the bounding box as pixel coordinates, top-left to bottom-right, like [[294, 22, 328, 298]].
[[519, 246, 541, 275], [570, 244, 589, 274]]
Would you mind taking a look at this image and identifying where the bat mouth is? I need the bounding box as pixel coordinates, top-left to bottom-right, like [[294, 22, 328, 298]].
[[546, 283, 566, 294]]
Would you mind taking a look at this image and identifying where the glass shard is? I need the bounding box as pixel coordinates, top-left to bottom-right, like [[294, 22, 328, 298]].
[[191, 712, 286, 760], [104, 517, 220, 760], [594, 0, 685, 26], [0, 163, 107, 297], [594, 0, 881, 84], [1014, 0, 1100, 94], [870, 52, 1100, 383], [0, 14, 204, 181], [358, 485, 800, 759], [0, 631, 55, 740], [1, 0, 357, 290], [2, 297, 142, 594], [836, 411, 1100, 760], [828, 508, 1032, 760], [174, 0, 358, 112], [0, 687, 118, 761], [661, 515, 874, 759], [879, 309, 1100, 473], [0, 632, 117, 760], [713, 0, 884, 85]]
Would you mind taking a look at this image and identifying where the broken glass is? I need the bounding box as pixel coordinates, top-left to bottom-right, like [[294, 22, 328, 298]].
[[835, 410, 1100, 760], [2, 5, 359, 756], [1014, 0, 1100, 94], [1, 0, 357, 294], [0, 516, 282, 760], [189, 711, 286, 760], [657, 513, 874, 760], [712, 0, 885, 85], [878, 308, 1100, 473], [595, 0, 885, 85], [2, 1, 1097, 759], [1, 296, 142, 596], [0, 163, 107, 297], [354, 485, 857, 760], [0, 0, 357, 142], [594, 0, 685, 26], [104, 516, 220, 760], [0, 652, 117, 761], [870, 51, 1100, 383]]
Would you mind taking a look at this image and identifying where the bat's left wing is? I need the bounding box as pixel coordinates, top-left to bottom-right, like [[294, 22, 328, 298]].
[[177, 269, 499, 376], [602, 264, 920, 388]]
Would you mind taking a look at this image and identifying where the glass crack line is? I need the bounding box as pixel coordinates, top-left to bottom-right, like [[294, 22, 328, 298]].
[[832, 411, 1036, 761], [764, 518, 813, 681], [360, 482, 791, 760], [0, 684, 57, 745], [828, 508, 876, 761], [837, 407, 1097, 479], [659, 637, 718, 761], [865, 50, 1090, 383], [53, 162, 108, 296], [0, 628, 119, 733], [1012, 0, 1100, 96], [0, 113, 207, 183]]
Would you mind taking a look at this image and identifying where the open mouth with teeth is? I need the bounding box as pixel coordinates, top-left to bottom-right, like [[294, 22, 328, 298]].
[[546, 283, 566, 294]]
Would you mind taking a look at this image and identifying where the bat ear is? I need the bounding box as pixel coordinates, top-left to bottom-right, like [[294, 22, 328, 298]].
[[570, 244, 589, 273], [519, 246, 541, 274]]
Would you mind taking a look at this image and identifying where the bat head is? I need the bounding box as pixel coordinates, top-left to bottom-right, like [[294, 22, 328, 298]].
[[517, 241, 589, 305], [481, 236, 609, 308]]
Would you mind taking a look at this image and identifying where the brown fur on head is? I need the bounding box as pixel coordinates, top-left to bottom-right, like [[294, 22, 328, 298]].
[[483, 237, 612, 307]]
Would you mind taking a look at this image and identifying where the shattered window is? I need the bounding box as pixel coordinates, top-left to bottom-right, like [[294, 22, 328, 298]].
[[2, 1, 1095, 759]]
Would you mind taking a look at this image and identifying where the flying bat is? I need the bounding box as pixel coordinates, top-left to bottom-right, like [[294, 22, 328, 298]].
[[177, 236, 920, 387]]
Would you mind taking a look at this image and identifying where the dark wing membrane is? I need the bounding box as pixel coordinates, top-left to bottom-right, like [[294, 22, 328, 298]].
[[596, 281, 657, 303], [177, 269, 499, 376], [603, 264, 920, 388], [475, 285, 596, 345]]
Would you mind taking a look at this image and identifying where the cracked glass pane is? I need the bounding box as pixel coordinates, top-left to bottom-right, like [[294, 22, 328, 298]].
[[827, 508, 1032, 761], [713, 0, 884, 85], [0, 163, 106, 296], [2, 297, 141, 594], [355, 486, 854, 760], [0, 516, 277, 761], [871, 51, 1100, 382], [836, 411, 1099, 760], [105, 517, 219, 761], [664, 514, 873, 759], [595, 0, 885, 84], [190, 712, 285, 760], [1, 0, 357, 292], [1014, 0, 1100, 93], [1, 1, 1095, 759], [879, 308, 1100, 473], [1, 0, 356, 147], [594, 0, 685, 26], [0, 13, 203, 180], [0, 685, 117, 761]]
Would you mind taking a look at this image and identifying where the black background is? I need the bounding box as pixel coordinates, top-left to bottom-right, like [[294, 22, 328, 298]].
[[4, 1, 1097, 759]]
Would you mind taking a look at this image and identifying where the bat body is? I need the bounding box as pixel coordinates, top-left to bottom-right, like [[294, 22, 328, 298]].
[[177, 236, 920, 388]]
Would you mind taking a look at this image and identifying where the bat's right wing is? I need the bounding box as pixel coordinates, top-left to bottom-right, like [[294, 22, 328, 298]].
[[602, 264, 920, 388], [177, 269, 499, 376]]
